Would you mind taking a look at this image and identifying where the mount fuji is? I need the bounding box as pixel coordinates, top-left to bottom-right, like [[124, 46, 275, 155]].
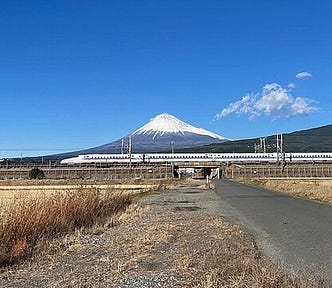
[[74, 113, 229, 155]]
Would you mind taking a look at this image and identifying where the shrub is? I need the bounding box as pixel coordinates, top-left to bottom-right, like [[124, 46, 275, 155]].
[[0, 187, 133, 266], [29, 167, 45, 179]]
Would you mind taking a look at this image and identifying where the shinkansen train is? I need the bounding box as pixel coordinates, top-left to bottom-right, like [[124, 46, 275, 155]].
[[60, 152, 332, 165]]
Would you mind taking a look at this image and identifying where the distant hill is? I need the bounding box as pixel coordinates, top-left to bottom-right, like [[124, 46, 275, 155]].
[[178, 124, 332, 153]]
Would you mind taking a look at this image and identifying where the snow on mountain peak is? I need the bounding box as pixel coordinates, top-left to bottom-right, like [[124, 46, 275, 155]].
[[132, 113, 227, 140]]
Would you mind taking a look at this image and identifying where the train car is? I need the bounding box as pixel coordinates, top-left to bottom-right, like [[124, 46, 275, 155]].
[[60, 154, 143, 165], [60, 152, 332, 165], [285, 153, 332, 163]]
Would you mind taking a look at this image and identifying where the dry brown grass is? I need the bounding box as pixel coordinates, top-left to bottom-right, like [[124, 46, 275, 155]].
[[242, 179, 332, 204], [0, 178, 182, 201], [0, 178, 182, 268], [0, 179, 324, 287], [108, 212, 316, 287], [0, 186, 133, 267], [0, 177, 181, 187]]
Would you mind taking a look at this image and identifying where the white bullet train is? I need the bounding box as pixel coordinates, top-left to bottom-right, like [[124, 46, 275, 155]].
[[60, 152, 332, 165]]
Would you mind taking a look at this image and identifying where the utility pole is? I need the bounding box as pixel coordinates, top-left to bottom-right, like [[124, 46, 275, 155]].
[[276, 134, 284, 164], [121, 139, 124, 154], [128, 135, 132, 171], [255, 137, 266, 153], [276, 134, 280, 163], [262, 137, 266, 153], [280, 134, 285, 164], [171, 141, 175, 154]]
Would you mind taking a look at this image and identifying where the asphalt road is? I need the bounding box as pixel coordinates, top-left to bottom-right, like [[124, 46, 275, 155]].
[[214, 180, 332, 284]]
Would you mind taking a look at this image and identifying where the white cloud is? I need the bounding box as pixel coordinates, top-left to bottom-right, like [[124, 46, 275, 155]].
[[291, 97, 317, 115], [215, 82, 317, 120], [216, 94, 258, 119], [288, 83, 296, 89], [296, 71, 312, 79]]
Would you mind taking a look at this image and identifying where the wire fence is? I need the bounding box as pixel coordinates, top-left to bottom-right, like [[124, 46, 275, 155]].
[[0, 164, 173, 180], [224, 165, 332, 179], [1, 163, 332, 180]]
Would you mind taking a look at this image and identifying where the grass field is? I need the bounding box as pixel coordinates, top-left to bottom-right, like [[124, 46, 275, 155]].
[[0, 178, 179, 202], [0, 188, 133, 266], [0, 178, 181, 267], [241, 178, 332, 204], [0, 178, 326, 286]]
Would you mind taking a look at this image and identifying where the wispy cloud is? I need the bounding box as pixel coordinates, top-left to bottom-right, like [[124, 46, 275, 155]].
[[288, 83, 296, 89], [215, 83, 317, 120], [296, 71, 312, 79]]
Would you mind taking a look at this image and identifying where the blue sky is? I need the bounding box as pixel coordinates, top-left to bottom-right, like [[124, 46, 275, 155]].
[[1, 0, 331, 157]]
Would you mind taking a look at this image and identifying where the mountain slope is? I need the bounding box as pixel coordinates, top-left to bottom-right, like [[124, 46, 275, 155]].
[[179, 124, 332, 153], [36, 113, 228, 161], [81, 113, 229, 154], [12, 123, 332, 164], [288, 124, 332, 137]]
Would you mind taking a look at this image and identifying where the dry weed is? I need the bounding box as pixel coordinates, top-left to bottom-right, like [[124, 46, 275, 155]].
[[242, 179, 332, 203], [106, 210, 316, 287], [0, 179, 323, 287], [0, 186, 133, 267]]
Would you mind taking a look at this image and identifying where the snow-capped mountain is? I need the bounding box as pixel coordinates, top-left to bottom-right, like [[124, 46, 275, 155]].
[[78, 113, 229, 154], [133, 113, 226, 140]]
